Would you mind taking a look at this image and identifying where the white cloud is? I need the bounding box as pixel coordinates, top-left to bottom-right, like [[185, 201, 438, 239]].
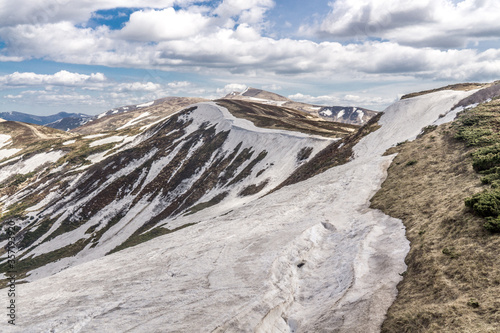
[[114, 82, 162, 92], [0, 55, 23, 62], [0, 22, 113, 62], [216, 83, 248, 95], [214, 0, 274, 25], [1, 15, 498, 83], [314, 0, 500, 48], [5, 94, 23, 99], [0, 70, 107, 87], [118, 8, 211, 42], [0, 0, 178, 27]]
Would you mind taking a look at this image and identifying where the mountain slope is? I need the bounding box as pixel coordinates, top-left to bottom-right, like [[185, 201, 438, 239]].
[[72, 96, 207, 134], [0, 84, 490, 332], [372, 94, 500, 332], [0, 121, 73, 162], [224, 87, 378, 125], [0, 102, 336, 283]]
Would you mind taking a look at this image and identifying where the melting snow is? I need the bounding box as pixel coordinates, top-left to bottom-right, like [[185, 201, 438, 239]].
[[1, 89, 481, 333], [137, 101, 154, 108], [83, 134, 107, 139], [0, 148, 21, 160], [357, 110, 364, 123], [62, 140, 76, 145], [0, 134, 12, 148], [0, 151, 66, 183], [89, 136, 125, 147], [117, 112, 151, 130]]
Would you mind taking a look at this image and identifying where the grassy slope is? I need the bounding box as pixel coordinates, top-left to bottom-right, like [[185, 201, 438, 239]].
[[371, 102, 500, 332], [216, 99, 359, 138]]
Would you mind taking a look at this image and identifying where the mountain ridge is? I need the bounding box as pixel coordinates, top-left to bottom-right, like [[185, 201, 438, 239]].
[[0, 82, 499, 332], [224, 87, 379, 125]]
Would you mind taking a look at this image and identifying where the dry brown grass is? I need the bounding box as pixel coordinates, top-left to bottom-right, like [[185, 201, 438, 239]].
[[216, 99, 359, 138], [371, 124, 500, 332], [72, 97, 207, 134], [0, 121, 73, 147]]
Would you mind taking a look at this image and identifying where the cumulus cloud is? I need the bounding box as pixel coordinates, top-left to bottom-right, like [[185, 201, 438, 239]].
[[214, 0, 274, 26], [0, 70, 107, 87], [0, 0, 182, 27], [2, 16, 498, 83], [216, 83, 248, 95], [314, 0, 500, 48], [118, 8, 211, 42]]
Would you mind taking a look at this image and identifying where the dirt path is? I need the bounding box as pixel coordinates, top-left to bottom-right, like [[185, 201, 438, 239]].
[[23, 123, 72, 140]]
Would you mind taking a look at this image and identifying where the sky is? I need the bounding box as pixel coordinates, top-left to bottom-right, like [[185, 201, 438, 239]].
[[0, 0, 499, 115]]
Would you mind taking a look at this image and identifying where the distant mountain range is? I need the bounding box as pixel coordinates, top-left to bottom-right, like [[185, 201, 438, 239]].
[[0, 111, 93, 131], [0, 89, 379, 133]]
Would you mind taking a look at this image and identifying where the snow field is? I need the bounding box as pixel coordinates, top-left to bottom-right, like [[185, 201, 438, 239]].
[[1, 90, 479, 332], [17, 102, 332, 282]]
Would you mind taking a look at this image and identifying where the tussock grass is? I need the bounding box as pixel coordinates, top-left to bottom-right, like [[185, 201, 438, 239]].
[[371, 119, 500, 332]]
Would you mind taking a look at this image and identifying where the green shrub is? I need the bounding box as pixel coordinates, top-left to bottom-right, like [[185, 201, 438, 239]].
[[484, 216, 500, 233], [465, 189, 500, 217], [455, 127, 494, 146], [472, 144, 500, 171]]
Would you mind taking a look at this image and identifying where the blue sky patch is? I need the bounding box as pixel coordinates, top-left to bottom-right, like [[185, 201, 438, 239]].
[[86, 8, 140, 30]]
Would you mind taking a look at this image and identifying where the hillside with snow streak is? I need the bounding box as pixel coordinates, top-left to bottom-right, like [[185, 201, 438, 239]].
[[0, 102, 333, 282], [0, 88, 482, 332]]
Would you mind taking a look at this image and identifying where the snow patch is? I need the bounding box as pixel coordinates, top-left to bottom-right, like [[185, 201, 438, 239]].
[[83, 134, 106, 139], [62, 140, 76, 146], [0, 134, 12, 148], [0, 151, 66, 183], [137, 101, 154, 108], [0, 148, 21, 160], [89, 136, 125, 147], [117, 112, 151, 130]]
